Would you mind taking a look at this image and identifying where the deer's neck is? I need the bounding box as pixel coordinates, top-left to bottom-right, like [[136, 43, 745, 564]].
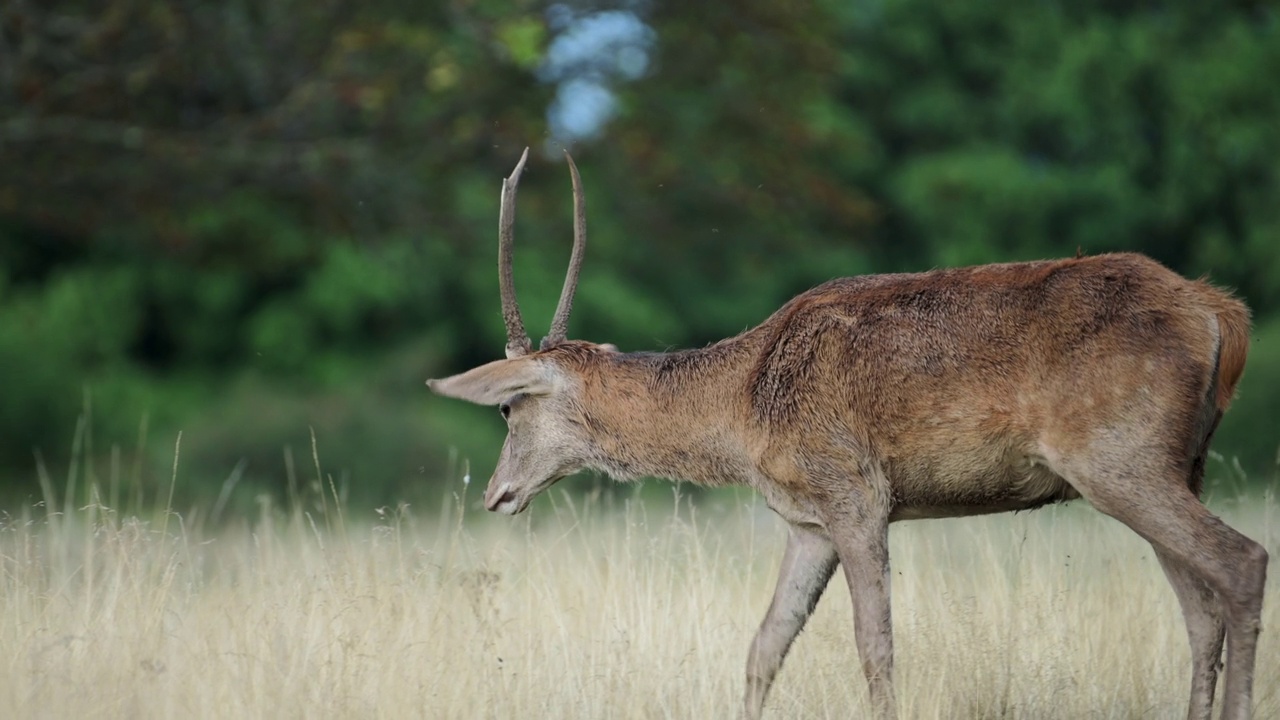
[[580, 339, 759, 487]]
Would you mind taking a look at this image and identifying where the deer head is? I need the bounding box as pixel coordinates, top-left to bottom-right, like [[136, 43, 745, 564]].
[[427, 149, 609, 514]]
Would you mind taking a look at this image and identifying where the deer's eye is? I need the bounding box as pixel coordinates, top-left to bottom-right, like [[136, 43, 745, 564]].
[[499, 402, 512, 420]]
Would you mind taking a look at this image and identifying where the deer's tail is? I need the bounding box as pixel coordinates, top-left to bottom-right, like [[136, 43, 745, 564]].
[[1195, 280, 1251, 414]]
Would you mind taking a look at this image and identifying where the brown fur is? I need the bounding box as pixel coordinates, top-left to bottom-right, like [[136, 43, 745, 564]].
[[1193, 279, 1251, 413], [432, 242, 1265, 718], [521, 255, 1243, 520]]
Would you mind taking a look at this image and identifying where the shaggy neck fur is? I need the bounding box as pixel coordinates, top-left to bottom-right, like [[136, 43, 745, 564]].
[[567, 337, 763, 487]]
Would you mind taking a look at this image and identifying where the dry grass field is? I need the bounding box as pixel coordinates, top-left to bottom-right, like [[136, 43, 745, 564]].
[[2, 477, 1278, 719]]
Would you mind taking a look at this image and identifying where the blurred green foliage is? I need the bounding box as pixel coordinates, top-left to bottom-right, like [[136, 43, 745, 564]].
[[1, 0, 1277, 514]]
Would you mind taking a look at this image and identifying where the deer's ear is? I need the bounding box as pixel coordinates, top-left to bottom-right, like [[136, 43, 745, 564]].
[[427, 358, 559, 405]]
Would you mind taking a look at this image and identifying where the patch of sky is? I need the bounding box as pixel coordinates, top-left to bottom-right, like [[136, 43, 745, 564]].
[[540, 3, 655, 147]]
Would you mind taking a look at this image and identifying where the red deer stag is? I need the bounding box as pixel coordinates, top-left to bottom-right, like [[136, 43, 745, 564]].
[[427, 149, 1266, 720]]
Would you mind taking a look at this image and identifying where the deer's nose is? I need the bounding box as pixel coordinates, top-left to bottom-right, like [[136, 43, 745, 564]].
[[484, 483, 516, 512]]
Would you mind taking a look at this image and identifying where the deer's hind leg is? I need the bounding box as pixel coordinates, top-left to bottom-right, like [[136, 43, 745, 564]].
[[1156, 548, 1226, 720], [1049, 445, 1266, 720], [1158, 414, 1228, 720]]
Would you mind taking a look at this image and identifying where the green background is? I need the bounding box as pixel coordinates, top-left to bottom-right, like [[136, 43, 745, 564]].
[[2, 0, 1277, 516]]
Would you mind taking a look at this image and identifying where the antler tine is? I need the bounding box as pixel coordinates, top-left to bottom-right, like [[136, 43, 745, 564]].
[[499, 148, 533, 358], [542, 151, 587, 349]]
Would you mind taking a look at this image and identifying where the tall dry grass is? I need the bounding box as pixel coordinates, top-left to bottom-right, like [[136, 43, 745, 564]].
[[1, 474, 1277, 719]]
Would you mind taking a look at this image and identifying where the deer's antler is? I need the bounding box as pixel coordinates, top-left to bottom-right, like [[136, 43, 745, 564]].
[[543, 151, 587, 349], [499, 148, 533, 358]]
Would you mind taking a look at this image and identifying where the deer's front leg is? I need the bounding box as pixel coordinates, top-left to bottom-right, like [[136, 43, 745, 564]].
[[743, 523, 839, 720], [830, 515, 896, 719]]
